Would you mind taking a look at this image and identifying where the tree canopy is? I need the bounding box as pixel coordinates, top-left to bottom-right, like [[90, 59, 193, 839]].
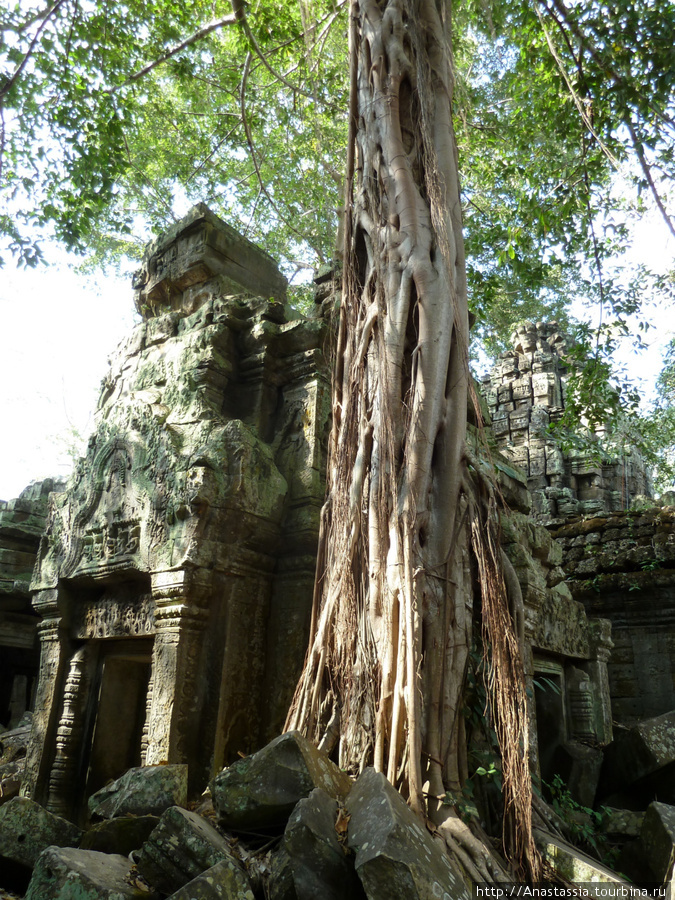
[[2, 0, 673, 312]]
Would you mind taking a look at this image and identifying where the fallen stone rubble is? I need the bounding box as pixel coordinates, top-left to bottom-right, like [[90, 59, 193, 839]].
[[0, 731, 470, 900], [2, 728, 675, 898]]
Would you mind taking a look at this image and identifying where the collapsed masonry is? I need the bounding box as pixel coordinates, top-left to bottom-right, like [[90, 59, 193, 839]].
[[482, 320, 652, 523], [19, 205, 331, 819]]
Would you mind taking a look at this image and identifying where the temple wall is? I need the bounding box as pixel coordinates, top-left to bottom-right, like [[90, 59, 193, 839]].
[[0, 479, 64, 730], [554, 506, 675, 726]]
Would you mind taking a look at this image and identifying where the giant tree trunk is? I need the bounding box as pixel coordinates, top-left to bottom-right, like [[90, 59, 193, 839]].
[[288, 0, 540, 880]]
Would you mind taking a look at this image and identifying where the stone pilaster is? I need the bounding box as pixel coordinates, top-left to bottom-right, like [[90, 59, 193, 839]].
[[144, 570, 210, 779], [586, 618, 614, 745], [21, 590, 69, 803], [46, 645, 94, 819]]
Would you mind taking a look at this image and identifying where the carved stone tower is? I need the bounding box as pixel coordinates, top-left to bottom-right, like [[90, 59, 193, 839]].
[[483, 320, 652, 523], [23, 206, 331, 817]]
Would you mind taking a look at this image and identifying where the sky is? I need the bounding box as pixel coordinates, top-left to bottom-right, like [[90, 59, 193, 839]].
[[0, 212, 673, 503], [0, 258, 136, 500]]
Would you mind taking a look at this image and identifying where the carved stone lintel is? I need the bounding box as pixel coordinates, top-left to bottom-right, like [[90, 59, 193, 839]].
[[71, 591, 154, 640]]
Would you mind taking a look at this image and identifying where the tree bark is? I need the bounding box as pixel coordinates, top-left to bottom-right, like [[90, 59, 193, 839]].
[[288, 0, 469, 809], [287, 0, 540, 879]]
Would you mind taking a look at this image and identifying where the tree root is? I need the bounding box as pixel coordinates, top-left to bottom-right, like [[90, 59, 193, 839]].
[[432, 809, 511, 884]]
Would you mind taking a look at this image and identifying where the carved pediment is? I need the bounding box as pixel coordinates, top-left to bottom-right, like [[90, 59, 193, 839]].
[[61, 440, 152, 580]]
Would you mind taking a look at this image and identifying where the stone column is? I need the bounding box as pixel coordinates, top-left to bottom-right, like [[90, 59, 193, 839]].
[[586, 618, 614, 746], [21, 589, 70, 804], [46, 645, 95, 819], [144, 569, 210, 777]]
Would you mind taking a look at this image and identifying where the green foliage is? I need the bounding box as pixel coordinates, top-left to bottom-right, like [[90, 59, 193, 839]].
[[454, 0, 675, 359], [533, 675, 561, 695], [1, 0, 674, 456], [635, 329, 675, 493], [0, 0, 348, 276], [545, 773, 618, 867]]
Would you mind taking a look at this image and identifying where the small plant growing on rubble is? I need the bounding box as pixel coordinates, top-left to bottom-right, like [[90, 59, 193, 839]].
[[545, 774, 618, 868]]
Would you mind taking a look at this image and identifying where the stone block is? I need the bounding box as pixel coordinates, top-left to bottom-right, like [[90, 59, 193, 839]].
[[212, 731, 352, 831], [530, 406, 550, 430], [508, 445, 529, 467], [136, 806, 235, 895], [346, 768, 469, 900], [600, 710, 675, 801], [166, 858, 255, 899], [509, 409, 530, 433], [550, 742, 603, 808], [545, 448, 565, 476], [636, 801, 675, 882], [536, 830, 628, 893], [532, 372, 557, 403], [134, 203, 287, 315], [88, 764, 188, 820], [283, 788, 363, 900], [268, 846, 297, 900], [529, 450, 546, 477], [512, 382, 533, 404], [0, 796, 81, 868], [492, 417, 509, 438], [24, 847, 157, 900], [601, 807, 644, 839], [0, 758, 23, 806], [80, 815, 160, 856]]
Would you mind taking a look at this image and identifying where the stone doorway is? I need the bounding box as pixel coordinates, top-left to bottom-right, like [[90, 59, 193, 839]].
[[533, 664, 566, 787], [84, 639, 152, 799]]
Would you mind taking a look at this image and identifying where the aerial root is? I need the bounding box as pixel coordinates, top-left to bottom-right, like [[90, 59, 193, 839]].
[[436, 814, 511, 884]]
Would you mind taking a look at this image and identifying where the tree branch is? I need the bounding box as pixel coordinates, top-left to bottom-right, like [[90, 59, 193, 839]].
[[540, 0, 675, 132], [120, 14, 237, 87], [238, 51, 306, 242], [0, 0, 69, 102], [535, 4, 619, 169], [230, 0, 315, 100], [626, 118, 675, 240]]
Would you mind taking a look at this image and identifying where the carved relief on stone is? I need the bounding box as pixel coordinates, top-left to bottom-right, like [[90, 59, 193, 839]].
[[46, 646, 92, 818], [144, 573, 210, 770], [566, 666, 597, 742], [71, 590, 154, 641], [26, 208, 331, 809]]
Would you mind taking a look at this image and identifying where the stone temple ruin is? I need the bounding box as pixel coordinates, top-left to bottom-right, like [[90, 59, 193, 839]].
[[3, 209, 675, 895], [0, 479, 64, 731], [483, 320, 652, 523], [20, 205, 331, 819]]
